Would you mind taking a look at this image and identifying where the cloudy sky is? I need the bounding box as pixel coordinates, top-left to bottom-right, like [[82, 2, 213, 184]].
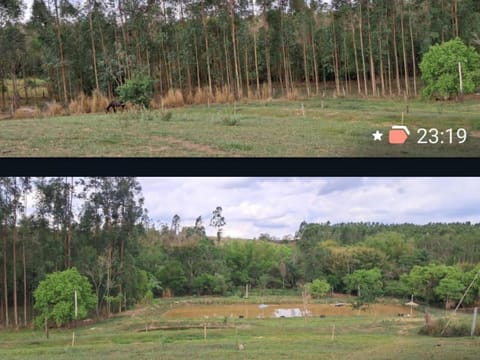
[[138, 177, 480, 239]]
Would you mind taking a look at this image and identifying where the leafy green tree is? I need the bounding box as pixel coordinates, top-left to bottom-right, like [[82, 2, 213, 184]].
[[34, 267, 96, 327], [193, 273, 228, 295], [420, 38, 480, 98], [117, 76, 154, 108], [400, 264, 452, 304], [435, 277, 465, 309], [305, 279, 331, 299], [344, 268, 383, 304]]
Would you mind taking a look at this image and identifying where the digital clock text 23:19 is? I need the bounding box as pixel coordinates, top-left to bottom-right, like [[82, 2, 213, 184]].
[[417, 128, 468, 144]]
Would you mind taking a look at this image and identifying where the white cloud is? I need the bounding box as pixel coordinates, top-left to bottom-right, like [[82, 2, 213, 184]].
[[138, 177, 480, 239]]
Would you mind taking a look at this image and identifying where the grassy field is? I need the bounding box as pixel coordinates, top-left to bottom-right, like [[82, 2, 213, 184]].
[[0, 296, 478, 359], [1, 97, 479, 157]]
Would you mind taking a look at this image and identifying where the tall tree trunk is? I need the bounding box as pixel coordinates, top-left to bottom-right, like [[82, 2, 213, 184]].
[[201, 2, 213, 97], [358, 5, 368, 96], [245, 44, 251, 97], [66, 177, 73, 269], [253, 30, 260, 97], [12, 179, 18, 328], [174, 30, 183, 90], [311, 24, 319, 95], [89, 11, 100, 90], [280, 8, 290, 96], [223, 28, 232, 93], [250, 0, 261, 97], [262, 5, 272, 97], [22, 233, 26, 326], [400, 0, 409, 97], [378, 20, 386, 96], [367, 2, 377, 96], [409, 8, 417, 97], [392, 4, 401, 95], [351, 16, 362, 96], [22, 189, 28, 327], [193, 33, 201, 91], [2, 223, 8, 327], [452, 0, 459, 38], [302, 35, 310, 97], [332, 14, 341, 96], [53, 0, 68, 102]]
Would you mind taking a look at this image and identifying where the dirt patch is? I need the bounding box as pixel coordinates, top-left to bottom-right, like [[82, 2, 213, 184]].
[[163, 303, 417, 319]]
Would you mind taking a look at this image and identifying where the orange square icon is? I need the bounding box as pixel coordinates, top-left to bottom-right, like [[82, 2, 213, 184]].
[[389, 125, 410, 144]]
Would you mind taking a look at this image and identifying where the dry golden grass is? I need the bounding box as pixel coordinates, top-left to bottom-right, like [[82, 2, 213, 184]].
[[68, 99, 80, 114], [162, 89, 185, 108], [214, 85, 235, 103], [69, 91, 108, 114], [184, 90, 195, 105], [150, 94, 163, 110], [285, 88, 299, 100], [13, 106, 41, 119], [260, 83, 271, 99], [69, 92, 90, 114], [91, 89, 109, 113], [193, 87, 211, 105], [44, 101, 64, 117]]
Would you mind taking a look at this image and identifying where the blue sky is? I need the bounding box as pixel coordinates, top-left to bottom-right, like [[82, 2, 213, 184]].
[[138, 177, 480, 239]]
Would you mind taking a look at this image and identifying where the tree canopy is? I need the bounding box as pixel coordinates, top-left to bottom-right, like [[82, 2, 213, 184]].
[[33, 267, 96, 327], [420, 38, 480, 98]]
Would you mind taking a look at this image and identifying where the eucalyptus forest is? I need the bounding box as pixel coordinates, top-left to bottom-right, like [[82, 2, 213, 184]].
[[1, 177, 480, 329], [1, 0, 480, 109]]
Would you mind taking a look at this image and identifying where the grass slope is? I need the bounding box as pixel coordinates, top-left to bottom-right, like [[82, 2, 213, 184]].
[[0, 297, 479, 359], [1, 98, 479, 157]]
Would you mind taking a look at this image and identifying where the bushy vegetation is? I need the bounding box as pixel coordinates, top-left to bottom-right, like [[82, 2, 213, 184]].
[[2, 178, 480, 330], [420, 38, 480, 99], [305, 279, 331, 299], [117, 76, 154, 109], [33, 268, 96, 327], [420, 316, 480, 337]]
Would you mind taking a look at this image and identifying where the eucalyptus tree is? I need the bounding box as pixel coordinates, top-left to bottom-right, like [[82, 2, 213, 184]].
[[210, 206, 226, 244], [0, 0, 23, 110], [78, 177, 147, 313]]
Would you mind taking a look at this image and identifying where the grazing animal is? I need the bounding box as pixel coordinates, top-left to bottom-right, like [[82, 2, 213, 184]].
[[105, 101, 126, 113]]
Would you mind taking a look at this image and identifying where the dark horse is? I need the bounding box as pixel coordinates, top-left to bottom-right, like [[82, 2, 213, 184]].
[[105, 101, 126, 113]]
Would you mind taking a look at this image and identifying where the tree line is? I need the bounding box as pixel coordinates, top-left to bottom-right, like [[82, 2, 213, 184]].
[[1, 0, 480, 108], [1, 177, 480, 328]]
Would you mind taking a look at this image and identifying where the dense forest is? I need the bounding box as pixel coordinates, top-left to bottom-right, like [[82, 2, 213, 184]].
[[1, 0, 480, 108], [1, 177, 479, 328]]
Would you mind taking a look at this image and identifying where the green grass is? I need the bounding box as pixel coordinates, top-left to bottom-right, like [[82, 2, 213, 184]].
[[1, 97, 479, 156], [1, 297, 479, 359]]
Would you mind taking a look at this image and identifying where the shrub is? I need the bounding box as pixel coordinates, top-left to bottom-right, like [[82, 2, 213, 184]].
[[117, 76, 154, 109], [420, 315, 479, 337], [222, 116, 239, 126], [305, 279, 331, 299]]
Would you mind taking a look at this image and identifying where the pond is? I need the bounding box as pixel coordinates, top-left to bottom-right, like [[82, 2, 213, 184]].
[[163, 303, 416, 319]]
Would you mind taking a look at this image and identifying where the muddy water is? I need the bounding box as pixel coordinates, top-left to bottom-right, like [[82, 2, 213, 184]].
[[163, 303, 416, 319]]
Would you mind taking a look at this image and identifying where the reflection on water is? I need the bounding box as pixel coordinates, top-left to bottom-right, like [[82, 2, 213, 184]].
[[163, 303, 415, 319]]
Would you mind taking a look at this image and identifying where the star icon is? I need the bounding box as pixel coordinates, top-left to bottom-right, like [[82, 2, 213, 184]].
[[372, 130, 383, 141]]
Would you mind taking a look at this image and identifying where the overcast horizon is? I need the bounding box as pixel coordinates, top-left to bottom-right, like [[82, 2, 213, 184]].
[[138, 177, 480, 239]]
